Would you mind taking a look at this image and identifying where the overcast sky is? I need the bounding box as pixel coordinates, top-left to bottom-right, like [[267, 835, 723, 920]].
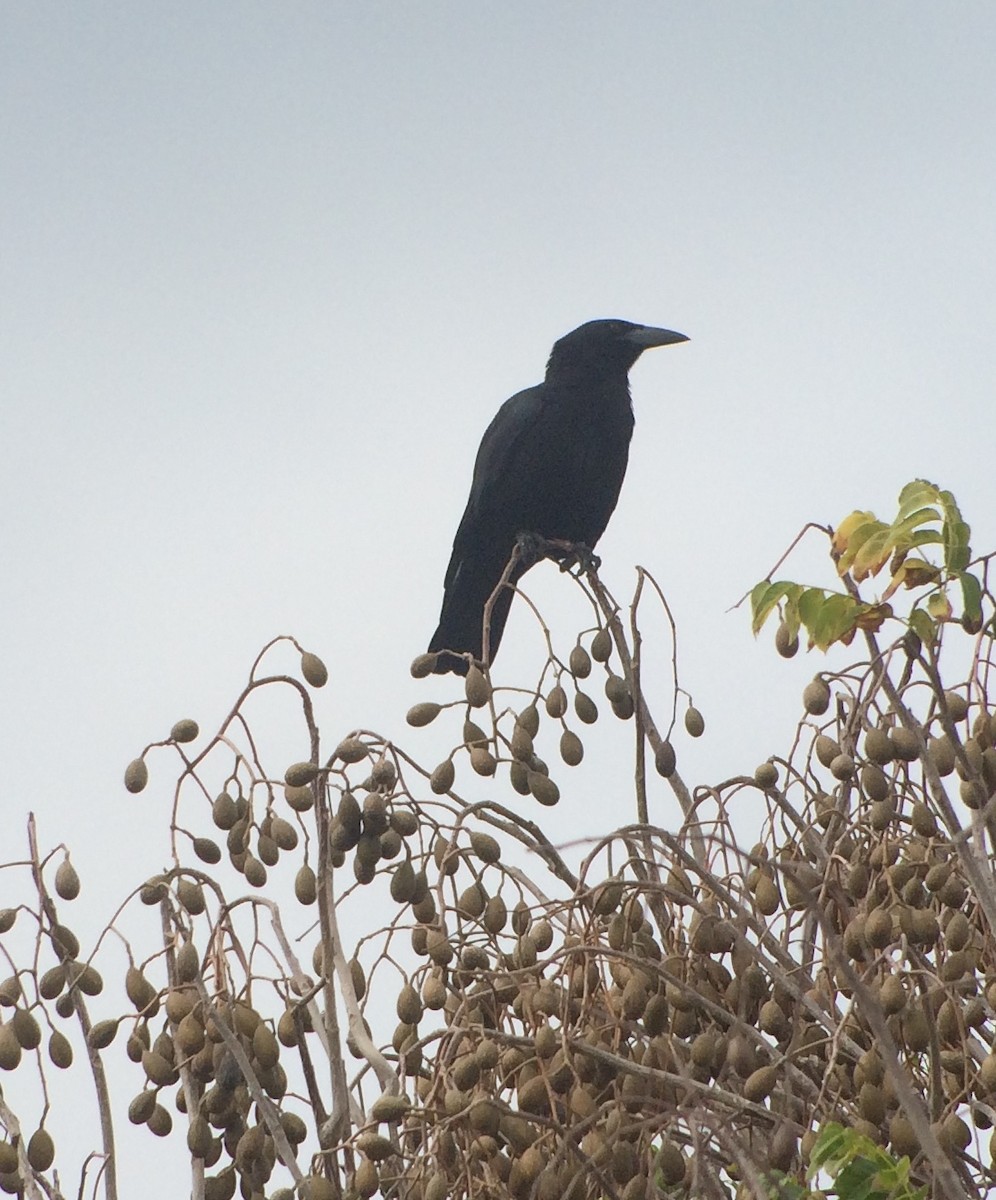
[[2, 3, 996, 1188]]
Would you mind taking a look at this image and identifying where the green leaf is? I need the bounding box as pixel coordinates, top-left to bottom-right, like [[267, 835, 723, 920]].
[[959, 570, 983, 624], [810, 594, 861, 650], [892, 504, 940, 542], [906, 528, 943, 549], [938, 488, 971, 572], [908, 606, 936, 647], [896, 479, 940, 521], [809, 1123, 849, 1176], [798, 587, 828, 631], [751, 580, 802, 635]]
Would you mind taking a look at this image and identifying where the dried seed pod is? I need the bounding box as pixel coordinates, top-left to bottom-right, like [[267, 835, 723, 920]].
[[864, 728, 894, 764], [545, 685, 568, 718], [410, 652, 437, 678], [253, 1023, 280, 1069], [470, 746, 497, 776], [802, 678, 831, 715], [754, 762, 778, 789], [126, 967, 158, 1013], [465, 665, 491, 707], [469, 831, 501, 863], [192, 837, 221, 864], [754, 874, 780, 916], [269, 816, 298, 850], [500, 764, 525, 802], [65, 964, 102, 1003], [510, 722, 534, 759], [945, 911, 971, 951], [457, 882, 488, 919], [569, 645, 592, 678], [301, 651, 328, 687], [142, 1049, 179, 1087], [655, 740, 676, 777], [559, 730, 584, 766], [124, 758, 149, 793], [54, 858, 80, 901], [354, 1158, 380, 1198], [888, 1114, 918, 1158], [27, 1128, 55, 1171], [858, 1082, 886, 1124], [528, 772, 560, 806], [0, 1025, 22, 1069], [174, 945, 200, 984], [422, 973, 447, 1010], [243, 855, 267, 887], [684, 706, 705, 737], [176, 1012, 205, 1056], [774, 621, 799, 658], [574, 691, 598, 724], [879, 974, 907, 1015], [294, 865, 317, 906], [814, 735, 840, 767], [171, 718, 199, 743], [960, 777, 987, 808], [212, 792, 239, 830], [483, 895, 507, 933], [429, 758, 456, 794], [128, 1090, 156, 1125], [177, 878, 206, 914], [298, 1176, 338, 1195], [348, 958, 366, 1001], [284, 784, 314, 811], [743, 1064, 778, 1102], [864, 908, 893, 948], [860, 763, 890, 801], [335, 737, 368, 764], [48, 1030, 73, 1069], [590, 627, 612, 662], [407, 701, 442, 728], [7, 1008, 40, 1053], [890, 726, 920, 761], [658, 1139, 686, 1185], [426, 929, 454, 966], [379, 835, 403, 864], [285, 761, 318, 787], [38, 964, 65, 1001], [187, 1114, 213, 1159], [371, 1092, 410, 1123]]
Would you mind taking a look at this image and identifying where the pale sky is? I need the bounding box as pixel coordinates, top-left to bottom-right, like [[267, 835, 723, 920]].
[[2, 4, 995, 1191]]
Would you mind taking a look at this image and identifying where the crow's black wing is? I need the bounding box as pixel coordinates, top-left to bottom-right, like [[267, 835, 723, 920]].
[[429, 385, 545, 673]]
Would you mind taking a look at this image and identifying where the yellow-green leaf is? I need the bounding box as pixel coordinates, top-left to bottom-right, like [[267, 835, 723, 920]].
[[926, 590, 953, 622], [850, 527, 893, 581]]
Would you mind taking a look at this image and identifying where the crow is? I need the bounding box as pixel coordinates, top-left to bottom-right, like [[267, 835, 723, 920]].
[[427, 318, 688, 675]]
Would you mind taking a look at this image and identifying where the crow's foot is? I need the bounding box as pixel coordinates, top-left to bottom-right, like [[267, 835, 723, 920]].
[[556, 541, 601, 576], [514, 533, 600, 575]]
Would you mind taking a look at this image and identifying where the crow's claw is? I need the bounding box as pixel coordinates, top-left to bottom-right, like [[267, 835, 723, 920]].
[[514, 532, 600, 575], [558, 543, 601, 576]]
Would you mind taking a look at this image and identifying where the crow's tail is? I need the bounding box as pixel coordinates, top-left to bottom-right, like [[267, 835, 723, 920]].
[[427, 555, 524, 675]]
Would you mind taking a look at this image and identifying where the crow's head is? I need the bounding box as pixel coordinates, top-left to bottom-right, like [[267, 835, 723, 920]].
[[545, 318, 688, 383]]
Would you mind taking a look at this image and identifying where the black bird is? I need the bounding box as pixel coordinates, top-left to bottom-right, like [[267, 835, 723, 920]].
[[427, 318, 688, 675]]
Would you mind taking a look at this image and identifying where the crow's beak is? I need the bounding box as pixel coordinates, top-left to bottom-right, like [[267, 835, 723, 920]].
[[625, 325, 689, 349]]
